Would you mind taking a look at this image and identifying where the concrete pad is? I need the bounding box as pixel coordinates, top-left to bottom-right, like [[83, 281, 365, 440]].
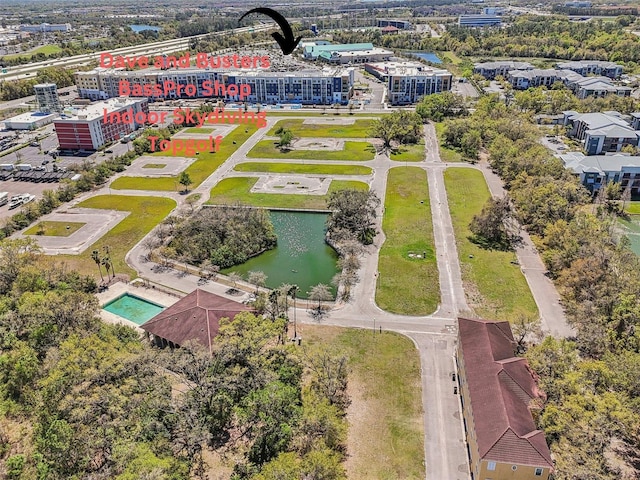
[[172, 124, 238, 139], [125, 156, 196, 177], [19, 208, 130, 255], [302, 117, 356, 125], [291, 138, 344, 151], [250, 175, 331, 195]]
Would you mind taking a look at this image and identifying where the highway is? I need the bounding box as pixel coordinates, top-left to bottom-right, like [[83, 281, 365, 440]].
[[0, 23, 274, 82]]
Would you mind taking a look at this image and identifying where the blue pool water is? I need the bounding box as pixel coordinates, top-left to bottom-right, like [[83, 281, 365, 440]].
[[129, 24, 162, 33], [103, 293, 164, 325], [411, 52, 442, 64]]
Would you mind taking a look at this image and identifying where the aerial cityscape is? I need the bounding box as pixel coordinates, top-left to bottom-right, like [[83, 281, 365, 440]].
[[0, 0, 639, 479]]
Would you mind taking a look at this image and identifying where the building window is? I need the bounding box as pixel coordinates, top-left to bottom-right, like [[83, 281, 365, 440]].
[[535, 468, 544, 476], [487, 461, 496, 471]]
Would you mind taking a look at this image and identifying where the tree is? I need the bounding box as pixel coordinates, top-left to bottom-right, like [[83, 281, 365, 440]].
[[178, 171, 193, 193], [469, 196, 514, 250], [308, 283, 333, 310], [416, 91, 467, 122], [248, 270, 267, 294], [327, 189, 380, 245], [275, 127, 294, 149], [511, 314, 543, 352], [91, 249, 104, 282], [228, 271, 242, 291]]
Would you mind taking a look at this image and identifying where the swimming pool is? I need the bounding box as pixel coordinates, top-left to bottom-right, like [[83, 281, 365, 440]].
[[102, 293, 165, 325]]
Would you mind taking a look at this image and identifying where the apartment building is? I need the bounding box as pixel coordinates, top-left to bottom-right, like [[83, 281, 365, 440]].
[[473, 61, 534, 80], [457, 317, 554, 480], [54, 97, 148, 150], [556, 60, 623, 78], [563, 111, 639, 155], [75, 67, 354, 105], [365, 61, 452, 105], [560, 152, 640, 194]]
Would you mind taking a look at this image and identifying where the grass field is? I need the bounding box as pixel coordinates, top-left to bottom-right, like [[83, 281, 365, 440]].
[[184, 127, 214, 134], [110, 125, 257, 191], [434, 123, 463, 163], [390, 143, 425, 162], [376, 167, 439, 315], [266, 119, 376, 138], [262, 111, 386, 118], [207, 177, 368, 210], [142, 163, 166, 169], [24, 221, 85, 237], [247, 140, 375, 161], [302, 325, 424, 480], [625, 201, 640, 215], [4, 44, 63, 60], [54, 195, 176, 279], [233, 162, 372, 176], [444, 168, 538, 321]]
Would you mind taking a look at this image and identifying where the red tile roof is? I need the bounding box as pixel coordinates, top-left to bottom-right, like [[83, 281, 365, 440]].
[[140, 289, 252, 354], [458, 317, 553, 469]]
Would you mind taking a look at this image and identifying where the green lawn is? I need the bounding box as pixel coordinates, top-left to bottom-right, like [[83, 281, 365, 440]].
[[303, 325, 424, 480], [142, 163, 166, 169], [444, 168, 538, 321], [184, 127, 214, 134], [4, 44, 63, 60], [110, 125, 257, 191], [390, 143, 425, 162], [207, 177, 368, 210], [54, 195, 176, 279], [625, 201, 640, 215], [234, 162, 372, 176], [262, 111, 386, 117], [248, 140, 375, 161], [24, 221, 85, 237], [376, 167, 439, 315], [434, 123, 462, 163], [266, 119, 376, 138]]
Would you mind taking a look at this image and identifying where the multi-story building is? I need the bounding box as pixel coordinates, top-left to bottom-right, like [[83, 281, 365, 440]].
[[364, 61, 453, 105], [54, 97, 148, 150], [20, 23, 71, 33], [302, 42, 393, 65], [560, 152, 640, 194], [457, 317, 554, 480], [473, 61, 534, 80], [507, 69, 579, 89], [556, 60, 623, 79], [75, 67, 354, 105], [34, 83, 62, 114], [568, 76, 631, 99], [458, 14, 502, 27], [563, 111, 639, 155], [376, 19, 412, 29]]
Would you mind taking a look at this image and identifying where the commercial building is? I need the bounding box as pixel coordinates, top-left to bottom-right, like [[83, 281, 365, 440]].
[[473, 61, 534, 80], [458, 14, 502, 27], [53, 97, 148, 150], [457, 317, 554, 480], [3, 111, 57, 130], [34, 83, 62, 114], [302, 42, 393, 65], [560, 152, 640, 194], [376, 19, 412, 29], [20, 23, 71, 33], [75, 67, 355, 105], [556, 60, 623, 79], [364, 61, 453, 105], [563, 111, 639, 155]]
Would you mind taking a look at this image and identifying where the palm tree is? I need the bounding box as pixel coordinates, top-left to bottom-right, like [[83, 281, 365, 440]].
[[91, 250, 104, 282], [288, 284, 299, 338], [308, 283, 332, 310], [104, 245, 114, 278]]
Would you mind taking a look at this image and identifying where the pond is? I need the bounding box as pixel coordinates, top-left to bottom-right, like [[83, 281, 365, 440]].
[[411, 52, 442, 64], [129, 24, 162, 33], [221, 211, 339, 299], [619, 216, 640, 256]]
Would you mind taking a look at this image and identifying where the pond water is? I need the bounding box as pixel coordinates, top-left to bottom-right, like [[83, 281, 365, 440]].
[[411, 52, 442, 64], [129, 24, 162, 33], [221, 211, 339, 299], [619, 216, 640, 256]]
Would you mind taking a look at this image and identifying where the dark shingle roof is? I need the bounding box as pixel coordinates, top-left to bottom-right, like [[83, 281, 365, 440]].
[[458, 317, 553, 469], [140, 289, 251, 354]]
